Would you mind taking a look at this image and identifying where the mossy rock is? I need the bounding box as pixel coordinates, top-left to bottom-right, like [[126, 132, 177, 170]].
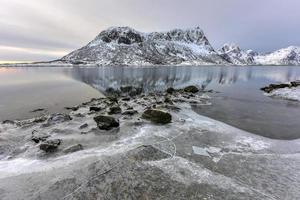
[[142, 109, 172, 124]]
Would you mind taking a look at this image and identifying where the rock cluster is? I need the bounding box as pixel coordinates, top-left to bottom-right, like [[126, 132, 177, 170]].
[[261, 81, 300, 93], [1, 85, 206, 157]]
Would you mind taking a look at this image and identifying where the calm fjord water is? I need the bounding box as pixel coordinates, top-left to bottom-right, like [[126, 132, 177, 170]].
[[0, 66, 300, 139]]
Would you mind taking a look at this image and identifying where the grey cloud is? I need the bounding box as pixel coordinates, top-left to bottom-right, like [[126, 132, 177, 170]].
[[1, 0, 300, 61]]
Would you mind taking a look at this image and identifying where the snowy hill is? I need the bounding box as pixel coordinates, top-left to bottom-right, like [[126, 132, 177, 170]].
[[217, 44, 300, 66], [255, 46, 300, 65], [59, 27, 228, 66]]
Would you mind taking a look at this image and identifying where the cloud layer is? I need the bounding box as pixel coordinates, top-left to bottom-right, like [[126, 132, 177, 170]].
[[1, 0, 300, 62]]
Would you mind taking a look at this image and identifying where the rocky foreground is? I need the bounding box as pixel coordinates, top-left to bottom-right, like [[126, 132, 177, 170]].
[[0, 86, 300, 199]]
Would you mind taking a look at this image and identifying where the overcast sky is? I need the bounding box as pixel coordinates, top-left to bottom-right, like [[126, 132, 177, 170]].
[[1, 0, 300, 62]]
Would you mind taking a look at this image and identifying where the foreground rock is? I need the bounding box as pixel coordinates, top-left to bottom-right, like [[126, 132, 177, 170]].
[[261, 81, 300, 93], [142, 109, 172, 124], [94, 115, 120, 130], [39, 139, 61, 152]]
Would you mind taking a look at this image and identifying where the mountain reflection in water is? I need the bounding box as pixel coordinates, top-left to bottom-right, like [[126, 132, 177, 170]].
[[64, 66, 299, 92]]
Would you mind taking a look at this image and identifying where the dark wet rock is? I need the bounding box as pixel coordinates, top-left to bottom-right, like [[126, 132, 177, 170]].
[[63, 144, 83, 154], [65, 106, 79, 111], [164, 97, 173, 104], [184, 85, 199, 93], [120, 86, 133, 93], [261, 83, 291, 93], [2, 120, 15, 125], [129, 145, 170, 161], [31, 130, 50, 143], [261, 86, 273, 93], [39, 139, 61, 152], [108, 106, 122, 114], [105, 88, 121, 97], [79, 123, 88, 129], [142, 109, 172, 124], [166, 87, 176, 94], [107, 96, 118, 104], [122, 110, 138, 116], [129, 87, 143, 97], [291, 80, 300, 87], [121, 97, 131, 101], [90, 106, 102, 112], [30, 108, 45, 113], [94, 115, 120, 130]]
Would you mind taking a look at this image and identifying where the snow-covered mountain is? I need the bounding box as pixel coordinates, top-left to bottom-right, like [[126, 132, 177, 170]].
[[217, 43, 257, 65], [255, 46, 300, 65], [217, 44, 300, 66], [56, 26, 300, 66], [59, 26, 228, 66]]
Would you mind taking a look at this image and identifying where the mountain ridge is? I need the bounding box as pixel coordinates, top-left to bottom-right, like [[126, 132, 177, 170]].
[[8, 26, 300, 66]]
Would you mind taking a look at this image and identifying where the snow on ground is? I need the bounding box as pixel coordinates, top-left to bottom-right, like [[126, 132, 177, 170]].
[[266, 87, 300, 101]]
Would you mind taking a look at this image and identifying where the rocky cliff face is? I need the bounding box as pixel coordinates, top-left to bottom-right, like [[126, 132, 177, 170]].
[[217, 44, 257, 65], [60, 27, 228, 66]]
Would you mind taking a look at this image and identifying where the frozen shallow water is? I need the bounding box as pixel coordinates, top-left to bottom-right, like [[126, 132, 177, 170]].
[[0, 92, 299, 200], [0, 65, 300, 199]]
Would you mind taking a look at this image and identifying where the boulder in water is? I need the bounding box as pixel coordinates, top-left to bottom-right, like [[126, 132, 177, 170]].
[[142, 109, 172, 124], [108, 106, 122, 115], [39, 139, 61, 152], [94, 115, 120, 130]]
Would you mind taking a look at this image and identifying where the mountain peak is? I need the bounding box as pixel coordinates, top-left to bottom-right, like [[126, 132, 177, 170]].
[[61, 26, 226, 66]]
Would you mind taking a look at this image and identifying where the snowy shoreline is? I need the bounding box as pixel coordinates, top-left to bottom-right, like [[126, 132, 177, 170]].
[[261, 81, 300, 101]]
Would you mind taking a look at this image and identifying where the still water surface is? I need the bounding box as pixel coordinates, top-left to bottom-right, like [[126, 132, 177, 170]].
[[0, 66, 300, 139]]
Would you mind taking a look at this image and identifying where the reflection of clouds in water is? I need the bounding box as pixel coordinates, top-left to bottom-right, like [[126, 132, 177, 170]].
[[64, 66, 300, 92], [254, 68, 299, 82]]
